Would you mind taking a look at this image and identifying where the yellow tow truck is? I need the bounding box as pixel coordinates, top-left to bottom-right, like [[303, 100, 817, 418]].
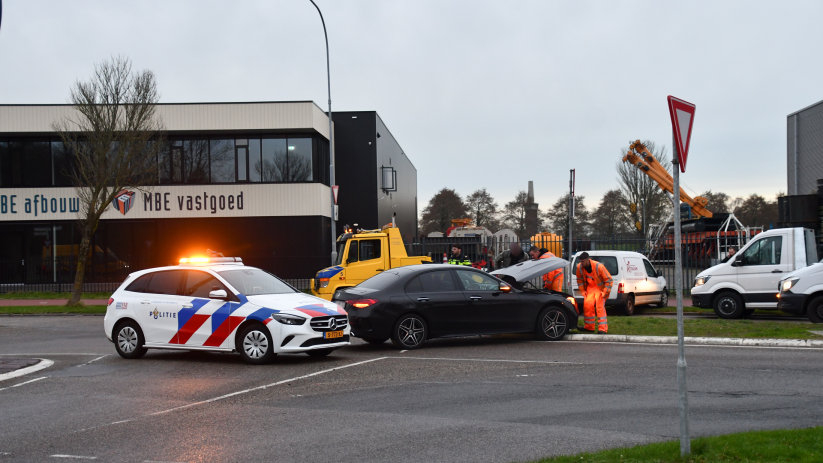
[[310, 221, 432, 300]]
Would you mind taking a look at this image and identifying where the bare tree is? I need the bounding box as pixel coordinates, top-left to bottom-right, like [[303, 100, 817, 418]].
[[617, 140, 671, 234], [590, 189, 632, 236], [465, 188, 500, 231], [501, 191, 531, 238], [54, 56, 163, 305], [543, 193, 590, 237]]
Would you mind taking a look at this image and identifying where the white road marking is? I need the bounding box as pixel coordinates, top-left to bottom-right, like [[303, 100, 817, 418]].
[[148, 357, 386, 417], [0, 376, 48, 392], [0, 359, 53, 383], [80, 355, 108, 366], [395, 356, 580, 365], [49, 455, 97, 460]]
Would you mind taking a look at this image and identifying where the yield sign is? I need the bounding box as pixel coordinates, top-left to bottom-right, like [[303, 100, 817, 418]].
[[667, 95, 696, 173], [331, 185, 339, 205]]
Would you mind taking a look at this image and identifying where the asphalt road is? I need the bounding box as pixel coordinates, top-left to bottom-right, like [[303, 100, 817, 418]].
[[1, 315, 822, 463]]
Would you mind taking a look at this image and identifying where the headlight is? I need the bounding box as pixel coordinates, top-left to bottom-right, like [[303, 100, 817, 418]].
[[780, 278, 799, 293], [317, 278, 330, 288], [271, 313, 306, 325], [694, 275, 710, 287]]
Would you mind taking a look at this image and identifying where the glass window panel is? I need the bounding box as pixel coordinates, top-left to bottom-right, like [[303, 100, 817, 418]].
[[51, 141, 73, 186], [184, 139, 210, 183], [11, 141, 51, 187], [0, 141, 9, 187], [286, 137, 313, 181], [210, 139, 235, 183], [248, 139, 262, 182], [261, 138, 286, 182], [159, 141, 181, 184], [237, 146, 248, 182]]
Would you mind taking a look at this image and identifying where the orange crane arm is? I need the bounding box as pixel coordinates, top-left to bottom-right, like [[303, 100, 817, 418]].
[[622, 140, 713, 218]]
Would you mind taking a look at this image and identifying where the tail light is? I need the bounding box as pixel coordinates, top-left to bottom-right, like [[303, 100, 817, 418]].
[[347, 299, 377, 309], [107, 298, 114, 306], [617, 283, 624, 294]]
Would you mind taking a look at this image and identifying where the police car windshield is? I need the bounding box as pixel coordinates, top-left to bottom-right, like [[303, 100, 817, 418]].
[[216, 267, 297, 296]]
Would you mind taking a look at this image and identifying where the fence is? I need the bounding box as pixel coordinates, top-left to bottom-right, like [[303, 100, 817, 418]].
[[0, 231, 743, 295]]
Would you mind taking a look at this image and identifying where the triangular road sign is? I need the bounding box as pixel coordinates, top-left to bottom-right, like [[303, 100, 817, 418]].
[[331, 185, 339, 205], [667, 96, 696, 173]]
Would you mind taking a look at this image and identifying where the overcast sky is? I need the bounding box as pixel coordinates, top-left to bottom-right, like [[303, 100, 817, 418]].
[[1, 0, 821, 217]]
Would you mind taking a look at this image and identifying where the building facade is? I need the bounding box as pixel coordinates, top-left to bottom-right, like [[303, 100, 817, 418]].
[[0, 102, 418, 286], [787, 99, 823, 195]]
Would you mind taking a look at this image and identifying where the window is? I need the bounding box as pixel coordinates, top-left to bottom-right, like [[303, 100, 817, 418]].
[[210, 139, 235, 183], [217, 267, 296, 296], [455, 269, 500, 291], [574, 256, 618, 276], [286, 138, 313, 181], [407, 270, 458, 293], [146, 270, 184, 295], [261, 138, 286, 181], [347, 239, 381, 263], [184, 140, 210, 183], [248, 139, 262, 182], [51, 141, 73, 186], [642, 259, 658, 278], [159, 141, 182, 183], [184, 270, 227, 298], [741, 236, 782, 266]]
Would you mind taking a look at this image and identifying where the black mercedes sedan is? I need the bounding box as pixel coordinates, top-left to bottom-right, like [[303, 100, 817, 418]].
[[332, 257, 578, 349]]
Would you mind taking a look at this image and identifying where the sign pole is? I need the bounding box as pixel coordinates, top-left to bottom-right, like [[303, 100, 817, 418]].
[[673, 136, 690, 456]]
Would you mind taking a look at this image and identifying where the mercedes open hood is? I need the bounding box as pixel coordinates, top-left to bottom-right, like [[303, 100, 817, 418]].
[[491, 257, 569, 283]]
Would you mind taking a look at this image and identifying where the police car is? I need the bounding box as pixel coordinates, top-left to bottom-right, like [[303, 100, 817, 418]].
[[104, 256, 350, 364]]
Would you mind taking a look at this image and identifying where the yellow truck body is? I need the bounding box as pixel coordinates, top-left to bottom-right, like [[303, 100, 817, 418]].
[[310, 224, 432, 300]]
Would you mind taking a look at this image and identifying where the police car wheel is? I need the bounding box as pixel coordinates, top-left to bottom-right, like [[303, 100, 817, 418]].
[[536, 306, 568, 341], [237, 324, 275, 364], [807, 296, 823, 323], [391, 314, 427, 349], [114, 321, 147, 359], [306, 348, 334, 357]]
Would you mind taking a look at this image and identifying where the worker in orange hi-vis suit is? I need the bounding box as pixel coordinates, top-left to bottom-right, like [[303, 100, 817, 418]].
[[575, 252, 613, 333], [528, 246, 564, 292]]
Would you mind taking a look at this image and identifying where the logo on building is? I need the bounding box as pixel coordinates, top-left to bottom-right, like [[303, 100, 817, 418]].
[[113, 190, 136, 215]]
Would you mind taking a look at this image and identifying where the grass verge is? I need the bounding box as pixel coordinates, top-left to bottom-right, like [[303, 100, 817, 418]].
[[0, 305, 106, 314], [534, 426, 823, 462]]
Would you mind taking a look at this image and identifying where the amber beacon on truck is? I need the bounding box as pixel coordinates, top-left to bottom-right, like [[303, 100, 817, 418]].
[[310, 220, 432, 300]]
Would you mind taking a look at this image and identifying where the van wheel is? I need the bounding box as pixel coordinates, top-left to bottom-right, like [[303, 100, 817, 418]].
[[807, 296, 823, 323], [656, 289, 669, 308], [713, 291, 744, 319], [623, 294, 635, 316]]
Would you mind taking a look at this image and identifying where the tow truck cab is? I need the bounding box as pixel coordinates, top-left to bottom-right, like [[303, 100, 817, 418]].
[[310, 224, 432, 300]]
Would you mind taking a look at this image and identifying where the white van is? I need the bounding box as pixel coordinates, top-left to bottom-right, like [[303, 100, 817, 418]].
[[691, 227, 817, 319], [777, 262, 823, 323], [570, 251, 668, 315]]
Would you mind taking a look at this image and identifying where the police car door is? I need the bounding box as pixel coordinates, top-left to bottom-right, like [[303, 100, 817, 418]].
[[138, 270, 187, 346], [179, 270, 238, 349]]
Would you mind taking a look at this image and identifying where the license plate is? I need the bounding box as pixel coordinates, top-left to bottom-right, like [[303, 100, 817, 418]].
[[324, 330, 344, 339]]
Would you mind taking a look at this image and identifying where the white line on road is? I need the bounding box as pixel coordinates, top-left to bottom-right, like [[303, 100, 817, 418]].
[[0, 359, 53, 383], [0, 375, 48, 392], [148, 357, 386, 417], [80, 355, 108, 366], [394, 356, 581, 365], [50, 455, 97, 460]]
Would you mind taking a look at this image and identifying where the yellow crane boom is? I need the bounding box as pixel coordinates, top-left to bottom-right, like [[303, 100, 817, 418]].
[[622, 140, 713, 219]]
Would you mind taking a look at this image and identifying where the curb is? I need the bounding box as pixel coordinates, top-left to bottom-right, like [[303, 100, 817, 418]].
[[566, 333, 823, 348]]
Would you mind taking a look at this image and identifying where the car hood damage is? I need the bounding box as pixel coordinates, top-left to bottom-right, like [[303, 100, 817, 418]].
[[491, 257, 569, 286]]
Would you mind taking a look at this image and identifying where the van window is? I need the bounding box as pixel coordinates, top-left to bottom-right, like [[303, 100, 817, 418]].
[[740, 236, 782, 266], [573, 255, 618, 275], [642, 259, 658, 277]]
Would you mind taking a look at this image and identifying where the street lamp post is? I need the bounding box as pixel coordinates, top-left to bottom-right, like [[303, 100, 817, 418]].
[[308, 0, 337, 266]]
